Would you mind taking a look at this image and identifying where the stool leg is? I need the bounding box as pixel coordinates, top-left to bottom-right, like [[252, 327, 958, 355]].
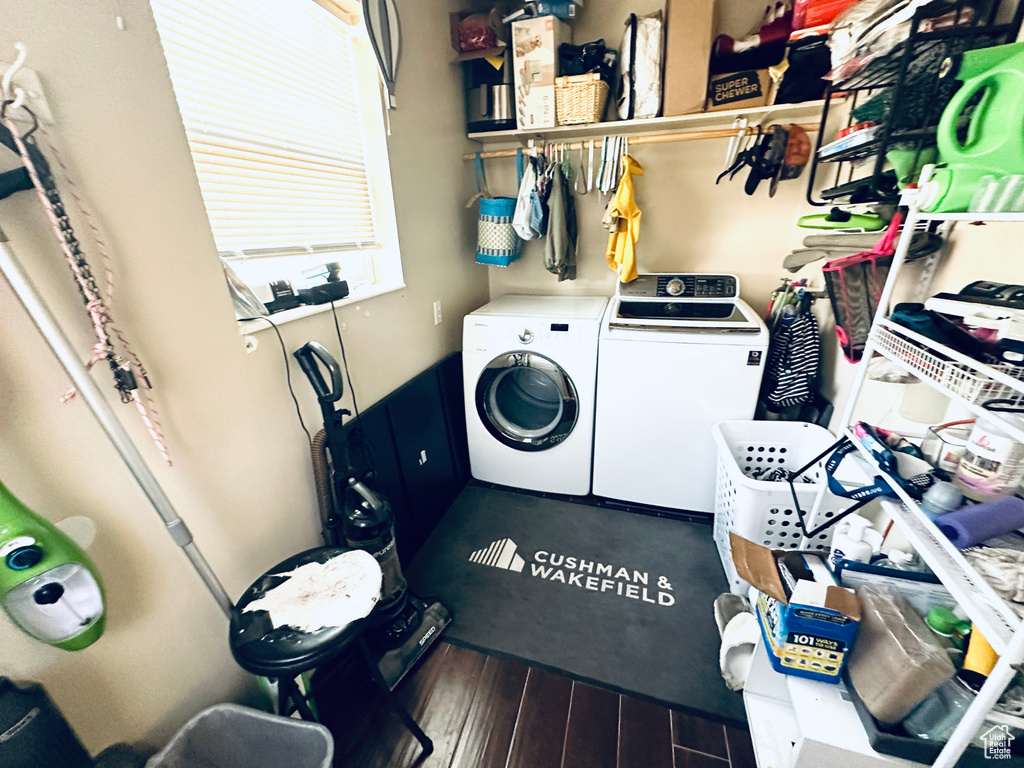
[[358, 636, 433, 758], [278, 675, 318, 721]]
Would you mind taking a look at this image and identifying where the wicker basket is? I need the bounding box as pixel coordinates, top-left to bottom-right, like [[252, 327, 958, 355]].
[[555, 73, 609, 125]]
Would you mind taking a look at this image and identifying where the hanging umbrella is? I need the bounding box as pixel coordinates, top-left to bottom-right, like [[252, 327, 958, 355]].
[[362, 0, 401, 108]]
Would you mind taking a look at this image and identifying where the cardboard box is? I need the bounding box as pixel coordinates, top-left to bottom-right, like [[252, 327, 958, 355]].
[[662, 0, 715, 116], [511, 16, 571, 130], [706, 69, 775, 112], [730, 533, 861, 684]]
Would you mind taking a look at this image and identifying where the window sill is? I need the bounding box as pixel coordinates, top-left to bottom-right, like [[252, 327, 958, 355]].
[[236, 280, 406, 334]]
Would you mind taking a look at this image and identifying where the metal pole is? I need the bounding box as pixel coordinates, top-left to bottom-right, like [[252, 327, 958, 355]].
[[462, 122, 821, 161], [0, 224, 234, 617]]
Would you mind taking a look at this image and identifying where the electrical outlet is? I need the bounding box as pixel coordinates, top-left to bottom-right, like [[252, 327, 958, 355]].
[[433, 300, 443, 325]]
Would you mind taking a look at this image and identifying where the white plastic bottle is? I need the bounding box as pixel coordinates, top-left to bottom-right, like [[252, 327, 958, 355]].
[[829, 515, 883, 566], [954, 415, 1024, 501]]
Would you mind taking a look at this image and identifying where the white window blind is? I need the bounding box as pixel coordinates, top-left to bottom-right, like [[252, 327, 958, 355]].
[[150, 0, 378, 257]]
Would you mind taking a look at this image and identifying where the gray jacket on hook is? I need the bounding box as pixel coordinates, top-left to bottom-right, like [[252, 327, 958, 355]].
[[544, 168, 577, 281]]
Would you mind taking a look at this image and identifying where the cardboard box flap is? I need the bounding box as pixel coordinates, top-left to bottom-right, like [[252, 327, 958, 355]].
[[729, 532, 789, 604], [452, 45, 507, 64], [824, 585, 862, 621], [788, 581, 861, 621]]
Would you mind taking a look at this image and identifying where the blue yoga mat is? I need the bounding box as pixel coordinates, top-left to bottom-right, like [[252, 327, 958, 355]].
[[936, 496, 1024, 549]]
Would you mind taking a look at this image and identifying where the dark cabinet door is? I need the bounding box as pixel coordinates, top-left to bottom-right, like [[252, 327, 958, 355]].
[[330, 353, 467, 564], [386, 366, 460, 546], [340, 402, 418, 563], [436, 352, 470, 485]]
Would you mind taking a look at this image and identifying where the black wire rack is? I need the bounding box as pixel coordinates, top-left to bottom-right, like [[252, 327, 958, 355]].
[[806, 0, 1024, 206]]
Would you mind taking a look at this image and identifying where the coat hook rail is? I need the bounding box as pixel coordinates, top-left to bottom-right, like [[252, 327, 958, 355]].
[[462, 122, 820, 161]]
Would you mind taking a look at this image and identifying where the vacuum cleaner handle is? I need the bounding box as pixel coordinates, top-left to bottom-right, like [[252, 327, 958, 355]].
[[0, 125, 53, 182], [293, 341, 344, 404], [0, 168, 32, 201]]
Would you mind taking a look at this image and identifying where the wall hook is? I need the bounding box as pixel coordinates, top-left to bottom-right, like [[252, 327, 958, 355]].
[[1, 42, 27, 100], [5, 87, 26, 113]]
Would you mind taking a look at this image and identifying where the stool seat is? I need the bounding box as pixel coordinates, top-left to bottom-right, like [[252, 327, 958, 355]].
[[227, 546, 434, 761], [229, 547, 369, 676]]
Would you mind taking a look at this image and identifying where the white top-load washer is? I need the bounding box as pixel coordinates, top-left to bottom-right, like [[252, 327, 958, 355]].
[[463, 295, 608, 495], [592, 274, 769, 512]]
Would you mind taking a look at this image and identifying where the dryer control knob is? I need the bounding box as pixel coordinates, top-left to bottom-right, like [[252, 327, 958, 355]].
[[518, 329, 534, 344], [666, 278, 685, 296]]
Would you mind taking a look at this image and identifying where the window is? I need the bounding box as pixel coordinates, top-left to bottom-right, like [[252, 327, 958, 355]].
[[150, 0, 403, 303]]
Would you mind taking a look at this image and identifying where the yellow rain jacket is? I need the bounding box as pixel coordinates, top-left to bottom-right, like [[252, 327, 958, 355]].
[[605, 155, 644, 283]]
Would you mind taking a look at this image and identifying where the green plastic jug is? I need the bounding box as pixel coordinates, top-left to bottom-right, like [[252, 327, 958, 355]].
[[926, 42, 1024, 212]]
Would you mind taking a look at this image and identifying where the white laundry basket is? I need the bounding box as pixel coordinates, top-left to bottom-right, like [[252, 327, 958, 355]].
[[713, 420, 872, 595]]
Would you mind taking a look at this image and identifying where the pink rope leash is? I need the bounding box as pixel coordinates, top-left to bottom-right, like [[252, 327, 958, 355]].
[[2, 112, 172, 465]]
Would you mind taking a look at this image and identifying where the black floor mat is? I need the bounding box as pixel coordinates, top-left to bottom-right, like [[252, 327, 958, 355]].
[[405, 485, 746, 725]]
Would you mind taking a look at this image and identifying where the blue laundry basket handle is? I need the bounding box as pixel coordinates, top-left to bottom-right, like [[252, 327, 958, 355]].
[[785, 436, 897, 540], [474, 152, 489, 197]]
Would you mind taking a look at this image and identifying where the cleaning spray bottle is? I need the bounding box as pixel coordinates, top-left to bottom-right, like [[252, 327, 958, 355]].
[[829, 514, 883, 566], [0, 480, 104, 650]]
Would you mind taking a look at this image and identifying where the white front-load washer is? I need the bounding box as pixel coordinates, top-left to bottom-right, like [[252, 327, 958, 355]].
[[592, 274, 769, 513], [463, 295, 608, 495]]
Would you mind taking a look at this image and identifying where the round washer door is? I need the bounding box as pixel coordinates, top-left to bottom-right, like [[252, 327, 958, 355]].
[[476, 352, 579, 452]]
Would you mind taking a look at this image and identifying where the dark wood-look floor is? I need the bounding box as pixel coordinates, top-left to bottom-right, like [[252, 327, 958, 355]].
[[315, 642, 757, 768]]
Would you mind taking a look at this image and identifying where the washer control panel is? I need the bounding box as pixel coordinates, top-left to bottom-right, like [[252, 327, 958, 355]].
[[618, 274, 739, 299]]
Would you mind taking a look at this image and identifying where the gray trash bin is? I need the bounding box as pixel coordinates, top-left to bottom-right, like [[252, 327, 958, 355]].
[[145, 704, 333, 768]]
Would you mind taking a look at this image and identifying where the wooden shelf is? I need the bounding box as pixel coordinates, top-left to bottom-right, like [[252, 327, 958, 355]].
[[467, 99, 832, 145]]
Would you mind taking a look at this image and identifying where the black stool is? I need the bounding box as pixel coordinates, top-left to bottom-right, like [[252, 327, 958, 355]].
[[229, 547, 433, 758]]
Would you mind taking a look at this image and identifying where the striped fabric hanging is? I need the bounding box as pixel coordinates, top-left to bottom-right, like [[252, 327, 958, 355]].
[[762, 307, 821, 412]]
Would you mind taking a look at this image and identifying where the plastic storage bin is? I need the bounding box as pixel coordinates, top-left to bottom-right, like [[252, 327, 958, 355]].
[[145, 704, 333, 768], [846, 668, 1024, 765], [713, 420, 873, 595]]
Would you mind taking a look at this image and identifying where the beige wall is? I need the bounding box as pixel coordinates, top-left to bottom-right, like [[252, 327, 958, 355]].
[[485, 4, 1024, 430], [0, 0, 485, 753], [4, 0, 1021, 754], [485, 2, 835, 315], [484, 135, 827, 314]]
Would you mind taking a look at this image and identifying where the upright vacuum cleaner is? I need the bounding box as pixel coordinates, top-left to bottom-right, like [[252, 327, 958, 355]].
[[294, 341, 450, 689]]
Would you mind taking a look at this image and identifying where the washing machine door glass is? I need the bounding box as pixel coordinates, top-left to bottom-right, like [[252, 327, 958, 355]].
[[477, 352, 578, 451]]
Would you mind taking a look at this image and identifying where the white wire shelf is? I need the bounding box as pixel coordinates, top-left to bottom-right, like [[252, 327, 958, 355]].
[[870, 319, 1024, 443], [913, 212, 1024, 223], [467, 99, 830, 144], [842, 427, 1024, 655]]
